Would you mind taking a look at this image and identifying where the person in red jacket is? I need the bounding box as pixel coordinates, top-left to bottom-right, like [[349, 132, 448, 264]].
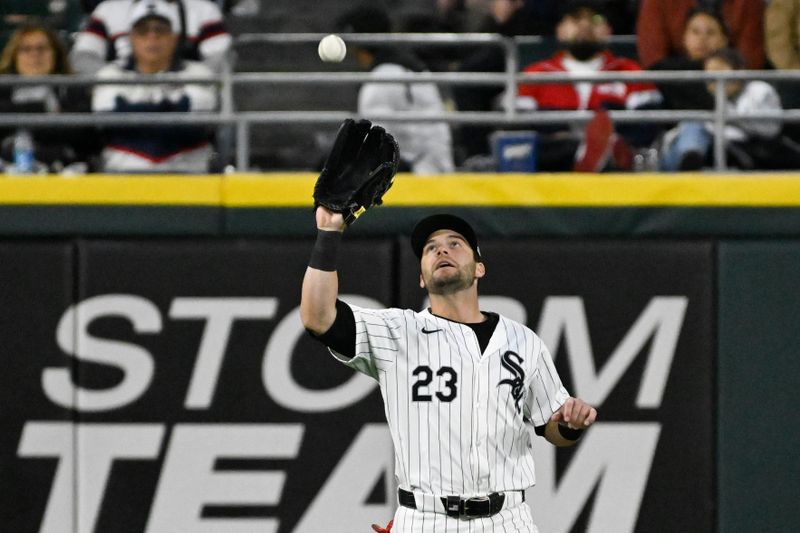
[[636, 0, 765, 69], [516, 0, 662, 171]]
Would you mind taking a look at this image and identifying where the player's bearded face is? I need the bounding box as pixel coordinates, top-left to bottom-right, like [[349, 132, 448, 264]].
[[425, 259, 478, 294], [419, 231, 483, 295]]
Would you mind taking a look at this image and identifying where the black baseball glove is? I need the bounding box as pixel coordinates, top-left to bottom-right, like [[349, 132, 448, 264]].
[[313, 119, 399, 225]]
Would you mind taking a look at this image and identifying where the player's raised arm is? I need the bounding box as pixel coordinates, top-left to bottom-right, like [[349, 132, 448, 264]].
[[300, 207, 346, 334], [299, 118, 399, 335]]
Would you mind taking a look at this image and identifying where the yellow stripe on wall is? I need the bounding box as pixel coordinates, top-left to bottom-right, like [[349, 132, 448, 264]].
[[388, 174, 800, 206], [0, 176, 221, 205], [222, 174, 316, 206], [2, 173, 800, 207]]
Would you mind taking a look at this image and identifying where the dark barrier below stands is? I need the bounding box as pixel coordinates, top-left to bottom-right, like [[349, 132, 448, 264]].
[[1, 238, 720, 533], [4, 205, 800, 238], [229, 207, 800, 239], [0, 243, 76, 533]]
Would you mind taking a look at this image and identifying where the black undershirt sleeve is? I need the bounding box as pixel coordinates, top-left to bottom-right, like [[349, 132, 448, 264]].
[[533, 422, 584, 440], [307, 299, 356, 359]]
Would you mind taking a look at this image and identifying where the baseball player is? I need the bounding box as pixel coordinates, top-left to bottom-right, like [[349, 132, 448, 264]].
[[301, 120, 597, 532]]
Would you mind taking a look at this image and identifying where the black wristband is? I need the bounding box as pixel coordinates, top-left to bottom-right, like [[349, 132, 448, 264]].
[[309, 229, 342, 271], [557, 424, 585, 441]]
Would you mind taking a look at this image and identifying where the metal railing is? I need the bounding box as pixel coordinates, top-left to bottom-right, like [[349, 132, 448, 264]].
[[0, 33, 796, 172]]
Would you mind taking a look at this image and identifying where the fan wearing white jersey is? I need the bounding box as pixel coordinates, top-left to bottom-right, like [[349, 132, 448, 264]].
[[71, 0, 231, 74], [301, 209, 598, 532]]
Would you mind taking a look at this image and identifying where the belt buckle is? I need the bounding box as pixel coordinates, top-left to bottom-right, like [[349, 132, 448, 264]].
[[462, 495, 491, 517]]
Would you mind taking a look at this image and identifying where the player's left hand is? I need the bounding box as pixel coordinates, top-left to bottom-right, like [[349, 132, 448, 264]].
[[314, 118, 399, 226], [371, 519, 393, 533], [551, 397, 597, 429]]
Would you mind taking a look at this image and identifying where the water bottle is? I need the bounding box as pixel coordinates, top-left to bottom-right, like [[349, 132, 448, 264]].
[[13, 129, 34, 174], [633, 147, 660, 172]]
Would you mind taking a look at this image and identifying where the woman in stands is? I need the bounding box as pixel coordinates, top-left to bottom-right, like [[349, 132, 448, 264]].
[[0, 24, 95, 172], [650, 8, 729, 114], [648, 8, 730, 170]]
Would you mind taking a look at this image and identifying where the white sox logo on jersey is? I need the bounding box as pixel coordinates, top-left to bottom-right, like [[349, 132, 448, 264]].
[[498, 350, 525, 413]]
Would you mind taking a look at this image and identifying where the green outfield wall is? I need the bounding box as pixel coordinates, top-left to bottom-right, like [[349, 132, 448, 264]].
[[718, 243, 800, 533]]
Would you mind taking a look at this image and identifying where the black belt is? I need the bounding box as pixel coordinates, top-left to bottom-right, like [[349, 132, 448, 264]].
[[398, 488, 523, 518]]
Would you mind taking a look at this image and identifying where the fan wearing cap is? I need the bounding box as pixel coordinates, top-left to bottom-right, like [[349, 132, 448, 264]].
[[71, 0, 230, 75], [516, 0, 662, 172], [91, 0, 217, 172], [301, 206, 597, 532]]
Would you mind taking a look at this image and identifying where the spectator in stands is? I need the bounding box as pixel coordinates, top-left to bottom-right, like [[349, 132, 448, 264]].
[[645, 8, 727, 171], [636, 0, 764, 69], [649, 7, 729, 111], [81, 0, 235, 12], [81, 0, 234, 12], [71, 0, 231, 74], [516, 0, 662, 171], [91, 0, 217, 173], [765, 0, 800, 69], [0, 24, 95, 172], [338, 5, 455, 174], [660, 48, 782, 171], [763, 0, 800, 141]]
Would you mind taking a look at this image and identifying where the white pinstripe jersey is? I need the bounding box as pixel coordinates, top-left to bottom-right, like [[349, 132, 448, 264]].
[[331, 304, 570, 497]]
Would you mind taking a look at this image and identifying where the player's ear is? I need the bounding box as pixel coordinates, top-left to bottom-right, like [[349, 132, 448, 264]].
[[475, 261, 486, 279], [419, 273, 426, 289]]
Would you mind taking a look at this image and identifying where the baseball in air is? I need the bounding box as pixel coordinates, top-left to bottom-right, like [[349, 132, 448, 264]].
[[318, 34, 346, 63]]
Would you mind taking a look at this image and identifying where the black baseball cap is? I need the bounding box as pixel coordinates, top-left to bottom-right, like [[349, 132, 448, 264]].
[[411, 214, 482, 260]]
